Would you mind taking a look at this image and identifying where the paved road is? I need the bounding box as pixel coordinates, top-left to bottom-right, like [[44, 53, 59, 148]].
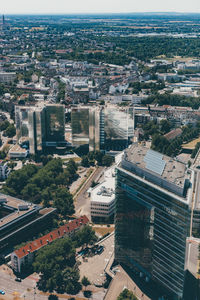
[[0, 269, 46, 300], [78, 233, 114, 286], [0, 267, 88, 300], [75, 166, 105, 218]]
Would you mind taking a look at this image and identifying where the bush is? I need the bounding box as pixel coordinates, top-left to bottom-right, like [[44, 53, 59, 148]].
[[48, 295, 58, 300]]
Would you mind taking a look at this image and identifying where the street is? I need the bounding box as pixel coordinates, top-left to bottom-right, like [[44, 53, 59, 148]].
[[74, 166, 105, 218]]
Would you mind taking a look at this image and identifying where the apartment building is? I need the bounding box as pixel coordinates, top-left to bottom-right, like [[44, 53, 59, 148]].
[[11, 215, 89, 273]]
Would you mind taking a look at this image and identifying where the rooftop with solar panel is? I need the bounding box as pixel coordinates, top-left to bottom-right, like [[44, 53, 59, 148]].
[[121, 143, 191, 197]]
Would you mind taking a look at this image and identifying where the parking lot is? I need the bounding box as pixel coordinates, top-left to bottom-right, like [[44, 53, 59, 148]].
[[78, 233, 114, 286]]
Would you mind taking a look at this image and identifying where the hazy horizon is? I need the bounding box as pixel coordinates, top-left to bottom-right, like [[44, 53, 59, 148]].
[[1, 0, 200, 15]]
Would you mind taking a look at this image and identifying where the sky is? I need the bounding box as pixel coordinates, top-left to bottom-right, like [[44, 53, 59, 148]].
[[1, 0, 200, 14]]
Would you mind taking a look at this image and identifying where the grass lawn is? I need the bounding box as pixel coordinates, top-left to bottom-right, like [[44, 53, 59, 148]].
[[93, 226, 114, 237]]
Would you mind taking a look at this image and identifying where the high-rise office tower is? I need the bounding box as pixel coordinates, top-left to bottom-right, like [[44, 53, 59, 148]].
[[15, 104, 65, 154], [115, 143, 200, 299], [44, 104, 65, 147], [2, 15, 5, 26], [71, 107, 90, 148], [71, 105, 134, 151]]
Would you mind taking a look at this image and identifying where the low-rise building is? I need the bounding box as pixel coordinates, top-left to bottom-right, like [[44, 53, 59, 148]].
[[0, 72, 16, 83], [11, 215, 89, 273], [157, 73, 181, 82], [0, 194, 56, 252], [8, 144, 28, 159], [164, 128, 182, 141], [90, 168, 115, 222]]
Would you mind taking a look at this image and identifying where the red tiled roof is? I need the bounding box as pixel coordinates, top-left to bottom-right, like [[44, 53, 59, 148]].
[[14, 215, 89, 259], [164, 128, 182, 141]]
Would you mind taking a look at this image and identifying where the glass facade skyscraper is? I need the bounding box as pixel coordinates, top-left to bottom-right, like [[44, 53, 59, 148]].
[[103, 106, 134, 150], [15, 104, 65, 154], [44, 105, 65, 145], [115, 144, 200, 299], [71, 107, 90, 147], [71, 105, 134, 151]]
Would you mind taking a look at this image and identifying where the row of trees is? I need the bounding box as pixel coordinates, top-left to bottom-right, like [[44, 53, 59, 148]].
[[142, 93, 200, 110], [129, 80, 165, 94], [191, 142, 200, 159], [2, 158, 77, 216], [151, 123, 200, 157]]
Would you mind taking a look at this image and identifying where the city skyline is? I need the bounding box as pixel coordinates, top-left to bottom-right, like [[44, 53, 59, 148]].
[[1, 0, 200, 14]]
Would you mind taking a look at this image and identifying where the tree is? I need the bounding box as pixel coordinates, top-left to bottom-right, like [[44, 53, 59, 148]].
[[53, 187, 75, 216], [40, 155, 53, 166], [94, 151, 104, 165], [160, 119, 171, 134], [3, 164, 38, 196], [151, 134, 170, 154], [48, 295, 58, 300], [81, 156, 90, 167], [117, 288, 138, 300], [66, 159, 77, 177], [0, 151, 6, 159], [81, 276, 90, 290], [33, 237, 78, 293], [0, 120, 10, 131], [102, 155, 114, 167], [62, 267, 81, 294], [5, 124, 16, 137], [74, 225, 97, 248], [21, 183, 41, 203]]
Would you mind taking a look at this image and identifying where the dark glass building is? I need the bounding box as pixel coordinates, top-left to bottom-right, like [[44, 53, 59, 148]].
[[115, 144, 200, 299]]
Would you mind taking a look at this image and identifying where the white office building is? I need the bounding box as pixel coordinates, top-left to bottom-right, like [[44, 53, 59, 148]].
[[0, 72, 16, 83], [90, 167, 115, 221]]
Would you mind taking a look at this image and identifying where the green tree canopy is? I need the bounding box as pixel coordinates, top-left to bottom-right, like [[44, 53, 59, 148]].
[[102, 155, 114, 167], [53, 187, 75, 216], [48, 295, 58, 300], [74, 225, 97, 247], [117, 289, 138, 300], [160, 119, 172, 134], [33, 237, 80, 293], [81, 276, 90, 290], [4, 124, 16, 137], [0, 120, 10, 131]]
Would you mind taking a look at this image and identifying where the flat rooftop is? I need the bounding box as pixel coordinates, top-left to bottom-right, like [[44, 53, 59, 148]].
[[124, 144, 190, 189], [0, 193, 40, 229], [9, 144, 27, 153], [91, 168, 115, 204]]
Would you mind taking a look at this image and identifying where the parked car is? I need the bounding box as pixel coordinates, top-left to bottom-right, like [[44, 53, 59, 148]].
[[15, 277, 21, 282], [95, 245, 104, 255], [0, 290, 5, 295]]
